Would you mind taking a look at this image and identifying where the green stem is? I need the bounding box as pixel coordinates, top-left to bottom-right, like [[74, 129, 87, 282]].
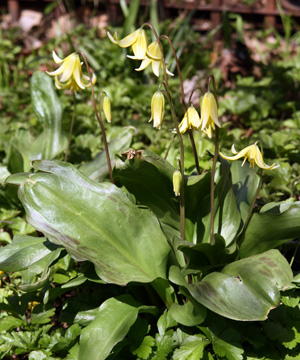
[[290, 239, 300, 268], [64, 92, 76, 162], [208, 75, 219, 245], [164, 134, 176, 160], [78, 50, 114, 184], [147, 23, 185, 240], [210, 127, 219, 245], [161, 34, 200, 175]]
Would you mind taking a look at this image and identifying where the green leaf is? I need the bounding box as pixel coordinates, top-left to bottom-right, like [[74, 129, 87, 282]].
[[78, 297, 139, 360], [212, 329, 244, 360], [114, 150, 180, 232], [173, 335, 210, 360], [0, 235, 55, 272], [8, 160, 170, 285], [80, 127, 134, 182], [169, 298, 206, 327], [185, 159, 245, 245], [230, 161, 260, 223], [0, 316, 26, 331], [240, 201, 300, 257], [30, 71, 67, 159], [30, 308, 56, 325], [132, 336, 155, 359], [187, 250, 293, 320]]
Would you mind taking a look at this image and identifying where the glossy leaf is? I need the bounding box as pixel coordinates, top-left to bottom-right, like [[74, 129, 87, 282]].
[[80, 127, 134, 182], [0, 235, 56, 272], [6, 160, 170, 285], [187, 250, 293, 321], [78, 296, 139, 360], [31, 71, 67, 159], [240, 201, 300, 257], [114, 150, 180, 232], [185, 160, 241, 245]]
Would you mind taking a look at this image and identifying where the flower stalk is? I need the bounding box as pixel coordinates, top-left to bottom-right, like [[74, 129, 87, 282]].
[[78, 50, 114, 184], [146, 23, 185, 241], [208, 75, 219, 245]]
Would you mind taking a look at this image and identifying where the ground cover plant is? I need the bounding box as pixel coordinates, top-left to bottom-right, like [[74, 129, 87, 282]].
[[2, 4, 300, 360]]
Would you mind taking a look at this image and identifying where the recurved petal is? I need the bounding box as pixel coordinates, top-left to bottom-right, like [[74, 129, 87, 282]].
[[152, 60, 160, 77], [114, 29, 139, 48], [73, 61, 86, 90], [177, 113, 189, 134], [188, 107, 201, 129], [52, 51, 64, 63], [166, 67, 174, 76], [46, 62, 67, 76], [219, 149, 247, 161], [254, 147, 279, 170], [107, 31, 119, 45], [135, 58, 151, 72], [59, 55, 77, 82]]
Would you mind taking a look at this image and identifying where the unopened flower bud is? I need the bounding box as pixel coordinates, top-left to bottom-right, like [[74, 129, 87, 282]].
[[200, 92, 221, 138], [149, 91, 165, 129], [173, 170, 182, 197], [103, 95, 111, 123]]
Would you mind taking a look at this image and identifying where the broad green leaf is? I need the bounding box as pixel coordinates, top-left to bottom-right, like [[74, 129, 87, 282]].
[[185, 160, 242, 245], [0, 235, 55, 272], [31, 71, 67, 159], [80, 127, 134, 182], [187, 250, 292, 321], [240, 201, 300, 257], [7, 160, 170, 285], [78, 297, 139, 360], [230, 160, 260, 223], [169, 298, 206, 326], [114, 150, 180, 232]]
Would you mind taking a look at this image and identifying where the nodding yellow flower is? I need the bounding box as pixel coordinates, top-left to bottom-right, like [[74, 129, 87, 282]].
[[200, 92, 221, 138], [46, 51, 96, 92], [175, 106, 201, 134], [149, 91, 165, 129], [135, 41, 174, 78], [107, 28, 148, 60], [173, 170, 182, 196], [220, 142, 280, 170], [103, 95, 111, 123]]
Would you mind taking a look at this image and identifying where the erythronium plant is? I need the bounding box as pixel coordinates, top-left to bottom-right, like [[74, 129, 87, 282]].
[[2, 24, 299, 360]]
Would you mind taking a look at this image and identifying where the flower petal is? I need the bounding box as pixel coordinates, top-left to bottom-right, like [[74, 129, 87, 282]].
[[73, 61, 86, 90], [152, 60, 160, 77], [135, 58, 151, 72], [52, 51, 64, 63], [115, 30, 139, 48], [60, 55, 76, 82]]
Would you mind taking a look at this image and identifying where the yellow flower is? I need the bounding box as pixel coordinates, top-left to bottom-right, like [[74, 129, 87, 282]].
[[220, 142, 280, 170], [200, 92, 221, 138], [135, 41, 174, 77], [149, 91, 165, 129], [175, 106, 201, 134], [46, 51, 96, 92], [173, 170, 182, 196], [103, 95, 111, 123], [107, 28, 148, 60], [27, 301, 39, 311]]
